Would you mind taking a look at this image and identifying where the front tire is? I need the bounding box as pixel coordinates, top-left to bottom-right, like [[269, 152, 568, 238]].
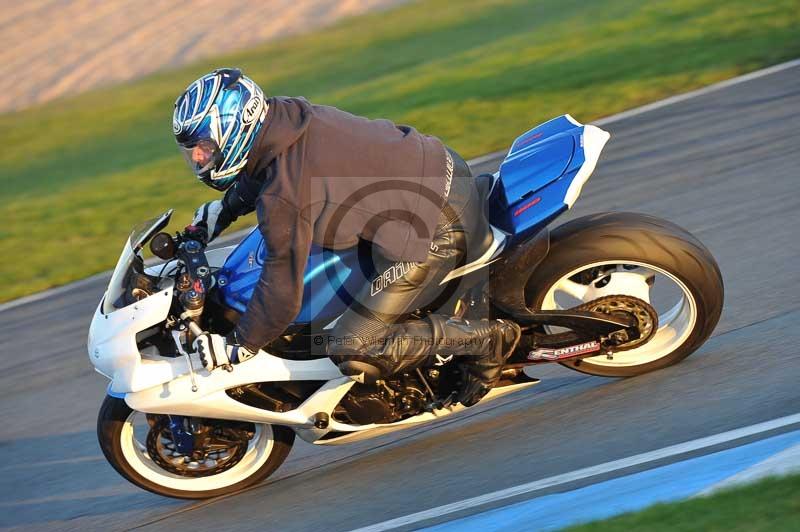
[[97, 396, 294, 499], [525, 212, 723, 377]]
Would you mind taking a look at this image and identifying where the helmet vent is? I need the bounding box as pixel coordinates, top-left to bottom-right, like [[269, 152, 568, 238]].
[[215, 68, 242, 89]]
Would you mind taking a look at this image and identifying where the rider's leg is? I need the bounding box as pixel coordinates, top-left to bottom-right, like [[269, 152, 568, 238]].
[[329, 205, 468, 381], [329, 149, 520, 405], [426, 315, 520, 406], [337, 314, 520, 407]]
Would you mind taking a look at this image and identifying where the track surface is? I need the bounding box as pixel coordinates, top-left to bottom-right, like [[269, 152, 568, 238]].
[[0, 64, 798, 531]]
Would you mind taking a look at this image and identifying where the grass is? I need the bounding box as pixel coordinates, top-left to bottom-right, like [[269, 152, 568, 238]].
[[1, 0, 799, 301], [565, 473, 800, 531]]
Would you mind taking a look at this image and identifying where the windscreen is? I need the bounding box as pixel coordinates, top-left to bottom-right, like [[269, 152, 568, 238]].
[[101, 211, 173, 314], [102, 237, 136, 314]]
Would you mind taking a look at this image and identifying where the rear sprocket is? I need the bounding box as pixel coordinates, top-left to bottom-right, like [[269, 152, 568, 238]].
[[577, 295, 658, 351]]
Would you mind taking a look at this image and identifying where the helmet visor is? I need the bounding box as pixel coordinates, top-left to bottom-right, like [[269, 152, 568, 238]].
[[179, 138, 222, 180]]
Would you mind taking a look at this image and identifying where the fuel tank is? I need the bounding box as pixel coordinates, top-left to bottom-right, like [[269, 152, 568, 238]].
[[217, 228, 375, 326]]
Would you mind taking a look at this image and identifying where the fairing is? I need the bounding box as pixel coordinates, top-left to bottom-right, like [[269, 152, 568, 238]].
[[487, 115, 610, 241]]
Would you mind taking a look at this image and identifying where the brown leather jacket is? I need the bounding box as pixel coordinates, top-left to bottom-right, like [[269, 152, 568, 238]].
[[230, 97, 452, 350]]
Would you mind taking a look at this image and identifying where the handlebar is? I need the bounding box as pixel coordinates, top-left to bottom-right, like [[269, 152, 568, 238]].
[[177, 235, 212, 320], [147, 230, 211, 322]]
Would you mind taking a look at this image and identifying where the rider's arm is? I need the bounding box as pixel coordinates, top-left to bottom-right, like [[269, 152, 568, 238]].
[[233, 193, 313, 352], [188, 172, 264, 242], [222, 171, 263, 218]]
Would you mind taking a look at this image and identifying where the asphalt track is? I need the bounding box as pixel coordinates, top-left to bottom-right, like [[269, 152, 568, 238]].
[[1, 62, 798, 531]]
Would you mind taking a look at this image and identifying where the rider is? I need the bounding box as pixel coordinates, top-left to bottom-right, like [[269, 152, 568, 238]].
[[174, 68, 520, 407]]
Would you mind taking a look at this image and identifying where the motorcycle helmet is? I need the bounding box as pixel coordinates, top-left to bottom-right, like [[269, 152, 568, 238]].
[[173, 68, 267, 191]]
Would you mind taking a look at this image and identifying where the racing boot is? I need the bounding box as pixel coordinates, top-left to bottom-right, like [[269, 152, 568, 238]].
[[333, 319, 436, 383], [428, 315, 522, 407], [333, 316, 521, 407]]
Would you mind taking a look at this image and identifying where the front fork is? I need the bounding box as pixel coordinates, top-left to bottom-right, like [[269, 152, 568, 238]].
[[167, 416, 196, 454]]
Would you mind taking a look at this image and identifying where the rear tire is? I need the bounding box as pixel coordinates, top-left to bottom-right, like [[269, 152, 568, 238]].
[[525, 212, 723, 377], [97, 396, 294, 499]]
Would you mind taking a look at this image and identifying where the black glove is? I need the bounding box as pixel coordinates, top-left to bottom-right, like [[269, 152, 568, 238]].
[[194, 331, 258, 371], [186, 199, 234, 244]]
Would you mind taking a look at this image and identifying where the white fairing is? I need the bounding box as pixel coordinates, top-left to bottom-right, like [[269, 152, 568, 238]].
[[89, 244, 239, 394], [564, 123, 611, 208], [90, 290, 537, 443], [89, 265, 537, 444], [123, 352, 535, 444], [88, 283, 181, 393], [88, 237, 539, 444]]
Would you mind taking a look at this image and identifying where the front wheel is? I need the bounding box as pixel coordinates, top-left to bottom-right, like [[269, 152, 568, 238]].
[[525, 212, 723, 377], [97, 396, 294, 499]]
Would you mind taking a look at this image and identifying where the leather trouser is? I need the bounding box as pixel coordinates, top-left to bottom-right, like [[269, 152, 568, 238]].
[[328, 148, 507, 393]]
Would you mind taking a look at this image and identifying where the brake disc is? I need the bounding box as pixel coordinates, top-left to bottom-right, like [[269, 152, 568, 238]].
[[146, 417, 249, 478]]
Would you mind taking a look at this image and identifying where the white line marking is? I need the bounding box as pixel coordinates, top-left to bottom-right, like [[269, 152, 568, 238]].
[[349, 413, 800, 532], [0, 270, 113, 312], [3, 58, 798, 313]]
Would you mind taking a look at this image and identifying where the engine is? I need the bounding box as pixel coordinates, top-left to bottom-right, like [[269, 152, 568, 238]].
[[334, 367, 461, 425], [337, 380, 426, 425]]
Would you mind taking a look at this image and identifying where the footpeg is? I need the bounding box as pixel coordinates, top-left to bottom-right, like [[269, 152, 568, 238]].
[[424, 391, 457, 412]]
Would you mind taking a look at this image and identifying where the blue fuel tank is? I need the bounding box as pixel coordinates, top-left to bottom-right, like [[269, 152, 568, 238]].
[[217, 228, 375, 326]]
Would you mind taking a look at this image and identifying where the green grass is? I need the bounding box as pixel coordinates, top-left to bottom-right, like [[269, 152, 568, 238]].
[[2, 0, 799, 301], [565, 473, 800, 531]]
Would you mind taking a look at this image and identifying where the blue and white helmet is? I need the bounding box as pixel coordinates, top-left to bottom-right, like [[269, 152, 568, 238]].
[[173, 68, 267, 191]]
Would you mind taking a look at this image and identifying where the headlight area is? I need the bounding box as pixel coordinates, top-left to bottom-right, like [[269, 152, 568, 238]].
[[135, 323, 179, 358], [117, 269, 161, 312]]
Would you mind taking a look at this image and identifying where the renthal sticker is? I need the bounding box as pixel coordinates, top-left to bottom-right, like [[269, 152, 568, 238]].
[[527, 341, 601, 361]]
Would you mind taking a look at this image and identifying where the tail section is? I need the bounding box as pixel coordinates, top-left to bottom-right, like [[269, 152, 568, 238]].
[[487, 115, 610, 241]]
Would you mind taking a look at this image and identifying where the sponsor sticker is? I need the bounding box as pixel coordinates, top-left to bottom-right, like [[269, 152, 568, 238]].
[[370, 261, 415, 296], [242, 96, 263, 124], [434, 354, 454, 366], [513, 196, 541, 217], [527, 341, 601, 361]]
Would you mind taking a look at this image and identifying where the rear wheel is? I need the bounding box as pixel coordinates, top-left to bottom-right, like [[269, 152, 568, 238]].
[[525, 212, 723, 377], [97, 396, 294, 499]]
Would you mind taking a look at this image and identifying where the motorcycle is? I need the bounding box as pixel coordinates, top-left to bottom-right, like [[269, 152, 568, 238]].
[[90, 115, 723, 498]]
